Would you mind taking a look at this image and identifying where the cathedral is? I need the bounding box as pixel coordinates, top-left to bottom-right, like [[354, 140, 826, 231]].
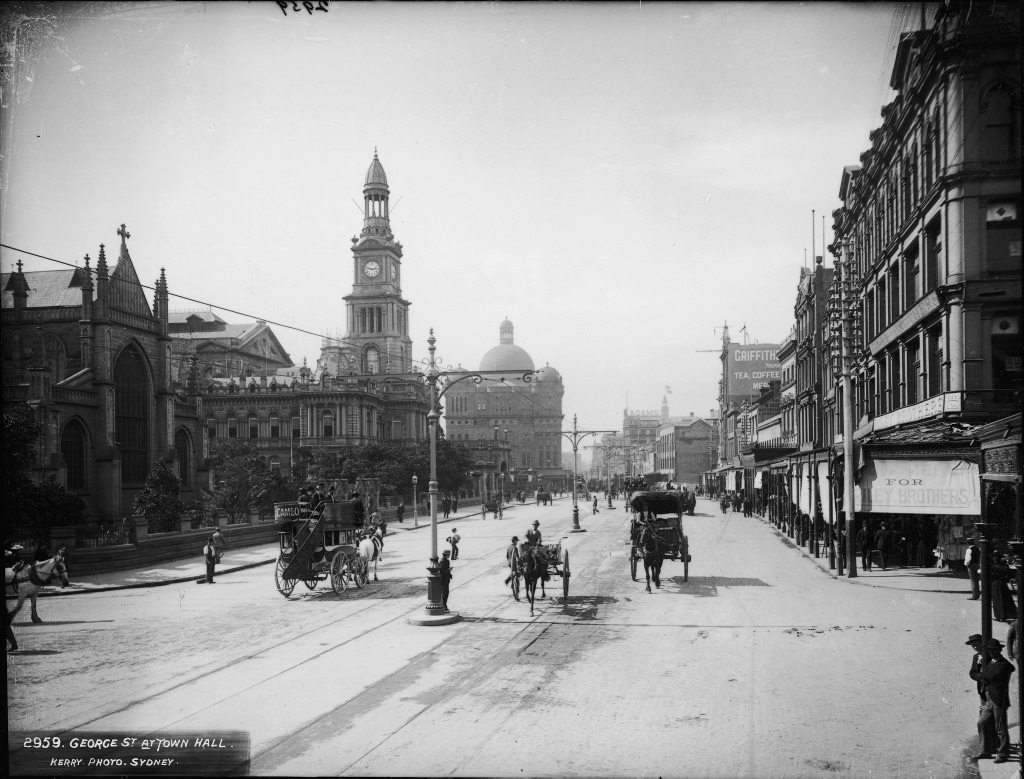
[[2, 227, 205, 523], [443, 320, 568, 494]]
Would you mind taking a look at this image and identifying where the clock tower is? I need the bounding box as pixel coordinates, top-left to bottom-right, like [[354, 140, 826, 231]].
[[323, 151, 413, 376]]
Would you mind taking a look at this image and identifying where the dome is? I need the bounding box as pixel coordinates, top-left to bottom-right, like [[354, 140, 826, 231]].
[[364, 151, 388, 187], [535, 363, 561, 382], [479, 320, 535, 373]]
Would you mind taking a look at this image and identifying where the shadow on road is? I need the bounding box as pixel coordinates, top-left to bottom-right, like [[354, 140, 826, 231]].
[[11, 619, 115, 627], [663, 575, 770, 597], [560, 595, 617, 620]]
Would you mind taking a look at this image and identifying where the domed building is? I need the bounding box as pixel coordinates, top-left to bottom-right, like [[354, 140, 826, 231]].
[[444, 321, 568, 495]]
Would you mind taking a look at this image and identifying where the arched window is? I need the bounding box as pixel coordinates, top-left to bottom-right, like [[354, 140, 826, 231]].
[[270, 413, 280, 438], [175, 429, 192, 487], [248, 413, 259, 439], [61, 421, 87, 490], [228, 417, 238, 438], [207, 417, 217, 439], [323, 411, 334, 438], [366, 347, 379, 374], [114, 345, 150, 484]]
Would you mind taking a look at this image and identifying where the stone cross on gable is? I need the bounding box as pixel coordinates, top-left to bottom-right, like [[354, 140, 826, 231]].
[[117, 223, 130, 245]]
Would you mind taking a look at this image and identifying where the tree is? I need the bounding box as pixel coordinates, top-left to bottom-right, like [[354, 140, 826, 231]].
[[3, 406, 86, 540], [132, 460, 183, 532], [205, 441, 271, 524]]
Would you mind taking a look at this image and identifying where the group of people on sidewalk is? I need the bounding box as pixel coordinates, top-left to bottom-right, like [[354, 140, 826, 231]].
[[966, 631, 1018, 764]]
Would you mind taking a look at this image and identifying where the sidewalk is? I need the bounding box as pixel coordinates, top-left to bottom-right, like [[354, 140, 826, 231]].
[[17, 502, 517, 596], [764, 515, 1023, 778]]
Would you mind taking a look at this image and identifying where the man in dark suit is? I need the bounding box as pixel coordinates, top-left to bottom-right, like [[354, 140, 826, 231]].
[[439, 550, 453, 612], [977, 637, 1015, 763], [967, 634, 997, 758]]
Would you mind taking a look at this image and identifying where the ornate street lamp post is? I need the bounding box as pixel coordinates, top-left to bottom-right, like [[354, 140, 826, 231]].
[[412, 475, 419, 529], [405, 330, 536, 626], [558, 415, 618, 533]]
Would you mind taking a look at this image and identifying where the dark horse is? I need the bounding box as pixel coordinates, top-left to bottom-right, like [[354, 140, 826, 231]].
[[637, 522, 666, 593], [519, 544, 551, 616]]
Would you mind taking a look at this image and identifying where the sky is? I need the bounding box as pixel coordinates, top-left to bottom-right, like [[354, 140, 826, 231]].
[[1, 1, 928, 451]]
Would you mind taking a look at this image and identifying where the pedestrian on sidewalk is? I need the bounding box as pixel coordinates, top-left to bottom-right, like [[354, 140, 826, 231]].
[[592, 495, 600, 514], [198, 535, 217, 584], [396, 500, 405, 524], [873, 523, 890, 569], [856, 520, 872, 572], [967, 633, 998, 759], [977, 637, 1015, 763], [442, 495, 451, 519], [212, 527, 227, 565], [439, 550, 453, 612], [965, 537, 981, 600], [452, 496, 459, 513], [446, 528, 461, 560]]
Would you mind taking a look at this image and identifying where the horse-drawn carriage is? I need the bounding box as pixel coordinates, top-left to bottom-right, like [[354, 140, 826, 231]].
[[273, 501, 373, 597], [629, 491, 691, 590], [512, 538, 571, 614]]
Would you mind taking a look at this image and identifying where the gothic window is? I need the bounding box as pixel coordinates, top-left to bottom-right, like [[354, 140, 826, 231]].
[[114, 345, 150, 484], [44, 335, 67, 381], [61, 421, 87, 490], [366, 347, 379, 374], [175, 429, 192, 488]]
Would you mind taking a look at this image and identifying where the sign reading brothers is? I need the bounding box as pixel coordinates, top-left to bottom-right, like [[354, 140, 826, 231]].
[[854, 458, 980, 515]]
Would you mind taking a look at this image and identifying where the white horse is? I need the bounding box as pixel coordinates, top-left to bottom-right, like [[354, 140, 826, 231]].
[[357, 533, 383, 582], [6, 547, 69, 623]]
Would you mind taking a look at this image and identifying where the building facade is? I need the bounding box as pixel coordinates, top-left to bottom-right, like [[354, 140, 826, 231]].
[[443, 320, 567, 494], [828, 2, 1021, 558], [198, 153, 431, 476], [2, 230, 205, 524]]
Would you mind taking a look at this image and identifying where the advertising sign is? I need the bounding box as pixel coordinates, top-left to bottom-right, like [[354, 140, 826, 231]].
[[854, 458, 981, 515], [726, 344, 781, 406]]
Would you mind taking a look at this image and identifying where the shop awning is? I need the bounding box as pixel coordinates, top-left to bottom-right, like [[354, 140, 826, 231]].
[[854, 457, 980, 515]]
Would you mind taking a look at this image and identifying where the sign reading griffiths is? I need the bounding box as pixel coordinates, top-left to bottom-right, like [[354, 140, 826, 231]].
[[725, 344, 781, 406]]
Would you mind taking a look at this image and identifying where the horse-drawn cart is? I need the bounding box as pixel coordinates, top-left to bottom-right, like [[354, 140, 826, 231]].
[[273, 501, 365, 597], [629, 491, 690, 583], [514, 538, 571, 614]]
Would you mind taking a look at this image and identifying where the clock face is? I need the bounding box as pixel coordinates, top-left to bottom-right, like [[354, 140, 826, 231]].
[[364, 260, 381, 278], [390, 265, 397, 282]]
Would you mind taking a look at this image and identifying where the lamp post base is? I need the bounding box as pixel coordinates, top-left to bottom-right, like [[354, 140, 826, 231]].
[[408, 559, 463, 626], [569, 506, 586, 533]]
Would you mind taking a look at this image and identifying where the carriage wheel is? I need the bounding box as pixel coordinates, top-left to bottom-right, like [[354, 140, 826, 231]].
[[683, 536, 689, 582], [350, 557, 368, 589], [510, 573, 521, 600], [630, 548, 638, 581], [562, 550, 570, 599], [330, 553, 348, 594], [274, 554, 297, 597], [304, 576, 320, 591]]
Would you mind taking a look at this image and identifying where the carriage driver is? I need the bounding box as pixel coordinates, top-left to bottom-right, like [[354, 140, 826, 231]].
[[525, 520, 542, 548]]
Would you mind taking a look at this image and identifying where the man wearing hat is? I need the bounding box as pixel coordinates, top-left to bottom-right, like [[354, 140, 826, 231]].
[[505, 536, 521, 591], [439, 550, 453, 612], [966, 634, 997, 758], [526, 520, 542, 548], [977, 637, 1015, 763]]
